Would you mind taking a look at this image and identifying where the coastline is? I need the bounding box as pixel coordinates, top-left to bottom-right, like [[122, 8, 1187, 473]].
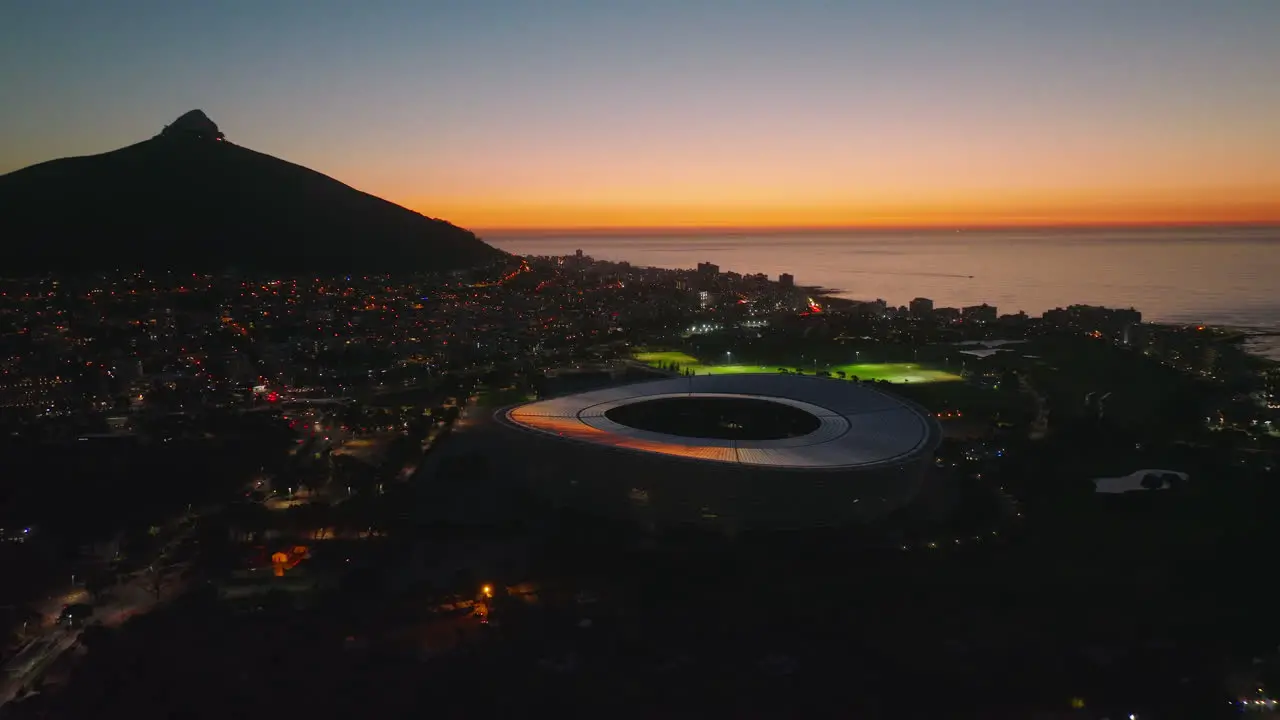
[[491, 234, 1280, 362]]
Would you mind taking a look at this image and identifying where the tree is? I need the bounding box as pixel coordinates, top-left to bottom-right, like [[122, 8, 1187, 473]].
[[147, 566, 165, 600], [225, 501, 270, 543], [77, 623, 114, 650], [307, 500, 333, 540], [385, 435, 417, 471], [6, 606, 44, 645], [84, 571, 116, 602]]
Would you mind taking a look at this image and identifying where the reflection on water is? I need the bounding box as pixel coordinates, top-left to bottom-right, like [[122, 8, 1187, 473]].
[[490, 227, 1280, 358]]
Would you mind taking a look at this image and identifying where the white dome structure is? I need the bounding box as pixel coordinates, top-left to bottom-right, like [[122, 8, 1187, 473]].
[[496, 374, 941, 531]]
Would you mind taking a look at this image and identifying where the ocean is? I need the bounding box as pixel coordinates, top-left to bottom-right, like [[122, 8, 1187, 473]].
[[487, 226, 1280, 360]]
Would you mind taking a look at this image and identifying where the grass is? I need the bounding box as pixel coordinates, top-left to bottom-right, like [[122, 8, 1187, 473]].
[[476, 384, 537, 407], [891, 379, 1031, 418], [633, 351, 699, 366], [632, 351, 961, 385]]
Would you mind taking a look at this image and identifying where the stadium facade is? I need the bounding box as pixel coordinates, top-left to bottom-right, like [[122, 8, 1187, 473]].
[[495, 374, 941, 531]]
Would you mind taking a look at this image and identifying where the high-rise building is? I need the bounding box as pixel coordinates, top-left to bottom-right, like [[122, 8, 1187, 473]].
[[962, 303, 997, 323], [866, 299, 888, 317], [779, 273, 794, 288], [1042, 305, 1142, 336], [697, 262, 720, 276], [909, 297, 934, 317], [1121, 322, 1148, 347], [934, 307, 961, 323]]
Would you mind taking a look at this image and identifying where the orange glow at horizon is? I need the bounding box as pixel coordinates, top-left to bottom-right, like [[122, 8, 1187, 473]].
[[408, 187, 1280, 232], [382, 98, 1280, 233]]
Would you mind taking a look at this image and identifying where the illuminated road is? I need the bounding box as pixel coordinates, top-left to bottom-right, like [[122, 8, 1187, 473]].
[[0, 523, 198, 708], [470, 260, 530, 288]]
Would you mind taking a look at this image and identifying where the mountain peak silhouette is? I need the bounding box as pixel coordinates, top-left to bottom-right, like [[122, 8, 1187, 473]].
[[0, 112, 503, 273], [160, 109, 223, 140]]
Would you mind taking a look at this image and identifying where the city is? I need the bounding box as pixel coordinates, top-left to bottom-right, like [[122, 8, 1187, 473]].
[[3, 2, 1280, 715], [2, 254, 1278, 717]]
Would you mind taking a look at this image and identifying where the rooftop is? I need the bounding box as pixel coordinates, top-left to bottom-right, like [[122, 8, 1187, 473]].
[[501, 374, 939, 469]]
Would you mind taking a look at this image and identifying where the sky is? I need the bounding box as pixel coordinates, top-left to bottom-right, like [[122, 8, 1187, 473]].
[[2, 0, 1278, 231]]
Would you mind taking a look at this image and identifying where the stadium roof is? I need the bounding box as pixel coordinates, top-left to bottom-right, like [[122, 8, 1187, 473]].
[[501, 374, 939, 469]]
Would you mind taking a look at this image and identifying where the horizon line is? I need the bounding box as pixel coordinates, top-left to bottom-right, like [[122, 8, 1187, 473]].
[[476, 220, 1280, 237]]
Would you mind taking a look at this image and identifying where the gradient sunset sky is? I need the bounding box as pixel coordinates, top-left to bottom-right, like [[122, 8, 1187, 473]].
[[2, 0, 1278, 231]]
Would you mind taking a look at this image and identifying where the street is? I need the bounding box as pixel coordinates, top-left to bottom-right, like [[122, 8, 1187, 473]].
[[0, 516, 200, 709]]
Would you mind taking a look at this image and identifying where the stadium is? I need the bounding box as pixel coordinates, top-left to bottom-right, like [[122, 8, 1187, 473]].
[[494, 374, 942, 532]]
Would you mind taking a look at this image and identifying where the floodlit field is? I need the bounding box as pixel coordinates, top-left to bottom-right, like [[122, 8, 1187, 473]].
[[633, 351, 700, 366], [633, 351, 961, 384], [696, 364, 777, 375]]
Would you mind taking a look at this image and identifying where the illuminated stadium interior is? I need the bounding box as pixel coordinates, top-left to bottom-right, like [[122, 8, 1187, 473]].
[[603, 396, 821, 440]]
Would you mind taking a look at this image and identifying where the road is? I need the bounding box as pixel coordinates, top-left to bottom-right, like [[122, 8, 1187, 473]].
[[2, 397, 466, 707], [1019, 374, 1049, 440], [0, 519, 199, 708]]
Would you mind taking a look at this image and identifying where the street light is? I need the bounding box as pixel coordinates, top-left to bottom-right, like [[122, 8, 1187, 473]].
[[481, 584, 493, 598]]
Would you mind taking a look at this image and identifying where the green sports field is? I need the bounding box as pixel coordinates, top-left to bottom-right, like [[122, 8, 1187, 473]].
[[633, 351, 700, 366], [632, 351, 961, 384]]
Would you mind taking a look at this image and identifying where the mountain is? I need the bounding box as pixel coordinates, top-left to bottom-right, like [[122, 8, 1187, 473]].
[[0, 110, 506, 273]]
